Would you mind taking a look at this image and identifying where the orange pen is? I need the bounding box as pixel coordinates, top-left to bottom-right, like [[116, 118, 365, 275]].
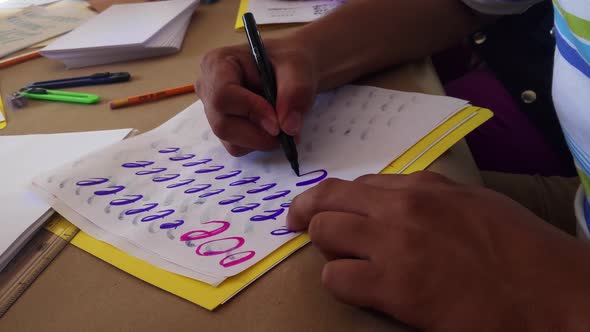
[[0, 51, 42, 69], [109, 84, 195, 109]]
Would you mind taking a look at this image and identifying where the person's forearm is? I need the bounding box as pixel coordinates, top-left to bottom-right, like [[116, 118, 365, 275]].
[[290, 0, 486, 90]]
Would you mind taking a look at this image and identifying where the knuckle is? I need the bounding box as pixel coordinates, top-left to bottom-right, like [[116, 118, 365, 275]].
[[354, 174, 379, 183], [302, 178, 343, 211], [319, 177, 343, 188], [208, 92, 227, 111], [312, 178, 341, 197], [248, 98, 272, 121], [284, 83, 313, 108], [194, 81, 202, 97], [308, 213, 327, 242], [288, 83, 313, 99], [395, 190, 424, 216], [224, 144, 248, 157], [320, 263, 336, 289], [396, 223, 423, 254], [209, 118, 231, 141], [408, 171, 448, 185], [289, 193, 304, 210], [201, 48, 223, 68]]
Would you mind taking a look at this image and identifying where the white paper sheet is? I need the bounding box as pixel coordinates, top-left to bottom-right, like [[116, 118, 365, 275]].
[[0, 0, 60, 10], [0, 3, 95, 58], [0, 129, 131, 271], [33, 85, 468, 285], [247, 0, 345, 24]]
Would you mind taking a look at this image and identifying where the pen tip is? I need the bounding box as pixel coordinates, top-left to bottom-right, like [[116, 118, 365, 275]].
[[293, 164, 300, 177]]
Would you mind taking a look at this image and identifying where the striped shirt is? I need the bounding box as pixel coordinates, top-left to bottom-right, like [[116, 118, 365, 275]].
[[463, 0, 590, 194]]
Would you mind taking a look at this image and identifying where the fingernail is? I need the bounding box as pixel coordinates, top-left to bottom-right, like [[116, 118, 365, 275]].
[[260, 117, 278, 136], [282, 111, 302, 136]]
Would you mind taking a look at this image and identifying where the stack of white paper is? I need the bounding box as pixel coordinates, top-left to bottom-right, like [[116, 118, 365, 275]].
[[41, 0, 199, 68], [32, 85, 469, 286], [0, 129, 131, 271]]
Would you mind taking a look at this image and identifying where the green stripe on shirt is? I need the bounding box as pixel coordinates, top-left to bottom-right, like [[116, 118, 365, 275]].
[[554, 0, 590, 41]]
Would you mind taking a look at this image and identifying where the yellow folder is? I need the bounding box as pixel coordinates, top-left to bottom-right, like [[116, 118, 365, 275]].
[[0, 94, 7, 130], [47, 105, 493, 311], [234, 0, 249, 30]]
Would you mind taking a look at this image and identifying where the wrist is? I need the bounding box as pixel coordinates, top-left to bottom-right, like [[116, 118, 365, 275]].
[[509, 234, 590, 332], [424, 233, 590, 332], [287, 26, 375, 91]]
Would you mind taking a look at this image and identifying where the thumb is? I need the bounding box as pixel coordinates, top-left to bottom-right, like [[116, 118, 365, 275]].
[[274, 60, 317, 136]]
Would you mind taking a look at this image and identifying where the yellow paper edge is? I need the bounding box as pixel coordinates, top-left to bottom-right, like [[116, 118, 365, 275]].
[[45, 215, 79, 241], [234, 0, 249, 30], [70, 231, 310, 310], [0, 93, 7, 130], [50, 106, 492, 311], [383, 106, 493, 174]]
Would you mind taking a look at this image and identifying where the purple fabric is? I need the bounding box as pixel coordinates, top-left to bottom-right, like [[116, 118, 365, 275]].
[[444, 68, 572, 176]]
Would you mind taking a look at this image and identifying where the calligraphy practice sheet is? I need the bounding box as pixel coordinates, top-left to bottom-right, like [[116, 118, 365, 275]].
[[33, 85, 468, 286], [246, 0, 345, 25]]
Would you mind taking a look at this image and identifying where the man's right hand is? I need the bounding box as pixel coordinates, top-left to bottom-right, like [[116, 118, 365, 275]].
[[196, 39, 318, 157]]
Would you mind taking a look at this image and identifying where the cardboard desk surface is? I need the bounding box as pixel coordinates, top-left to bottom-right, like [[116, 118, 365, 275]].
[[0, 0, 482, 331]]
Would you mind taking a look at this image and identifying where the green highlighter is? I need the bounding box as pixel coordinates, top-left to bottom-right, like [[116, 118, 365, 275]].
[[18, 87, 100, 105]]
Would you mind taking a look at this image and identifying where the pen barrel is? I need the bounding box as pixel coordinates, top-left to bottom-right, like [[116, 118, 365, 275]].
[[243, 12, 300, 174], [278, 132, 298, 161]]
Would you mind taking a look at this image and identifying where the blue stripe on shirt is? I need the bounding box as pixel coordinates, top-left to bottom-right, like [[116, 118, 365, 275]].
[[554, 5, 590, 65], [555, 25, 590, 80], [564, 131, 590, 176]]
